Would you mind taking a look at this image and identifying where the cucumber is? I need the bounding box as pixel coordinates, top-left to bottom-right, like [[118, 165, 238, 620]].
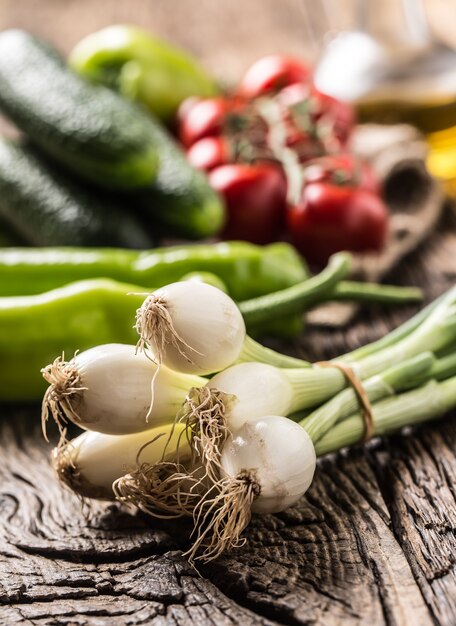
[[139, 122, 225, 239], [0, 217, 27, 247], [0, 138, 154, 248], [0, 30, 225, 239], [0, 30, 158, 190]]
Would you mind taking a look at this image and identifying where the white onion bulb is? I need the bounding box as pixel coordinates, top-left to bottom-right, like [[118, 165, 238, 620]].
[[53, 424, 187, 499], [208, 363, 294, 431], [220, 415, 316, 514], [42, 343, 205, 436], [137, 281, 246, 375]]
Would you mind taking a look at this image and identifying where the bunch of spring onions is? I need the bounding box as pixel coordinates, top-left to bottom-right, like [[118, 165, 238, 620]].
[[42, 266, 456, 564]]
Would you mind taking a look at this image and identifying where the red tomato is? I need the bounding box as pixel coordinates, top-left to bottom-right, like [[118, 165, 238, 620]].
[[187, 136, 230, 172], [313, 88, 355, 146], [278, 83, 355, 148], [238, 55, 311, 99], [209, 164, 287, 244], [178, 97, 230, 148], [287, 181, 388, 265], [303, 154, 380, 194]]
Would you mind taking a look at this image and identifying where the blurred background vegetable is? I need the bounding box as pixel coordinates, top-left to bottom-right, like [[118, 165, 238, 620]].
[[0, 30, 159, 190], [0, 29, 225, 244], [70, 25, 219, 123], [0, 138, 154, 248]]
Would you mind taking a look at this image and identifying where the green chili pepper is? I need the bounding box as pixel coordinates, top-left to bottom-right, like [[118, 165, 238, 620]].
[[0, 279, 143, 401], [0, 241, 307, 300], [69, 25, 219, 122]]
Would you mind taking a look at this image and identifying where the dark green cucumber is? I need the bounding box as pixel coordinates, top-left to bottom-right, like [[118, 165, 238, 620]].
[[139, 122, 225, 238], [0, 30, 225, 238], [0, 30, 158, 189], [0, 217, 27, 247], [0, 138, 154, 248]]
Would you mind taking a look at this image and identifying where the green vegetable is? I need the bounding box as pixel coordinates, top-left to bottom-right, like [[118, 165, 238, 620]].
[[0, 279, 142, 401], [0, 258, 315, 400], [70, 25, 219, 122], [0, 138, 154, 248], [315, 376, 456, 456], [0, 241, 307, 299], [239, 253, 351, 327], [322, 281, 423, 304], [137, 119, 225, 239], [0, 29, 224, 237], [0, 29, 158, 189], [1, 272, 317, 401], [4, 251, 423, 401]]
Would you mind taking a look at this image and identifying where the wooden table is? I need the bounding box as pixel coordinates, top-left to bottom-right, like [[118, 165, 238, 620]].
[[1, 2, 456, 624]]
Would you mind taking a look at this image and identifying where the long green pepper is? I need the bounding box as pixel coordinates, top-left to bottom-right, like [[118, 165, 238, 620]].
[[0, 241, 307, 299]]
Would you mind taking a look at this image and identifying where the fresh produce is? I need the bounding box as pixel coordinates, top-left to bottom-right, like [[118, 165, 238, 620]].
[[0, 29, 225, 240], [70, 25, 219, 123], [0, 241, 307, 299], [208, 164, 287, 244], [179, 270, 228, 293], [136, 117, 225, 239], [185, 366, 456, 561], [287, 154, 389, 264], [186, 136, 229, 172], [132, 253, 354, 375], [42, 344, 206, 436], [50, 283, 456, 563], [176, 54, 392, 263], [122, 286, 456, 561], [54, 423, 189, 500], [129, 254, 421, 378], [0, 30, 158, 189], [0, 279, 142, 401], [237, 55, 312, 98], [178, 97, 233, 148], [277, 82, 355, 151], [314, 377, 456, 455], [23, 256, 344, 401], [135, 280, 248, 375], [0, 138, 154, 248]]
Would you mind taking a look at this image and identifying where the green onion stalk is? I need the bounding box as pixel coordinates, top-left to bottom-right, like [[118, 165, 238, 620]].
[[315, 376, 456, 455], [242, 285, 456, 409]]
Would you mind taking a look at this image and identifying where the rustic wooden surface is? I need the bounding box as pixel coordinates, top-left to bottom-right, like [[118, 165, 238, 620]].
[[1, 2, 456, 625]]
